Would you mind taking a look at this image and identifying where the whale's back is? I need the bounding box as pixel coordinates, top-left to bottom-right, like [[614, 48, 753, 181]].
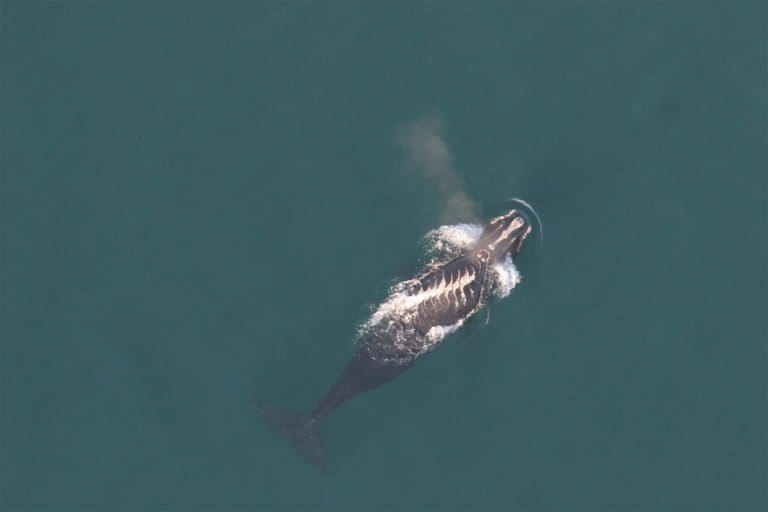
[[410, 256, 486, 329], [360, 255, 488, 364]]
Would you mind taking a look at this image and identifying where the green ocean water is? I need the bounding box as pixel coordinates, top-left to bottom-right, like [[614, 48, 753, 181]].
[[2, 2, 766, 510]]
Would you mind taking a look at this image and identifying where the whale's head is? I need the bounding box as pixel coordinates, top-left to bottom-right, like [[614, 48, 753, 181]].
[[475, 209, 532, 262]]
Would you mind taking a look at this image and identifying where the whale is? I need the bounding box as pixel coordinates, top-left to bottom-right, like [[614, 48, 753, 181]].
[[255, 208, 533, 466]]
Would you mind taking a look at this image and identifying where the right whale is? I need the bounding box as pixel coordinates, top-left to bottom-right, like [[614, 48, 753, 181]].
[[256, 208, 534, 466]]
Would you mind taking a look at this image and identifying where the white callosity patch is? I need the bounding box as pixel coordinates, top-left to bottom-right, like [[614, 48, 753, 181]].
[[487, 217, 526, 252], [358, 223, 522, 364]]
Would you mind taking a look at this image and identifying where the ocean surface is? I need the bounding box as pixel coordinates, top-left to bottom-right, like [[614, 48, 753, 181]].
[[2, 2, 766, 511]]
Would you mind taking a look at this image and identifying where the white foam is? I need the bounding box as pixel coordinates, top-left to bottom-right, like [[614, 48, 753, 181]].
[[423, 223, 483, 257], [426, 321, 465, 342], [491, 255, 521, 299]]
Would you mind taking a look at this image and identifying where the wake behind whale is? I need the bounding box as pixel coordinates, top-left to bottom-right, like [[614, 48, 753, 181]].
[[256, 209, 534, 466]]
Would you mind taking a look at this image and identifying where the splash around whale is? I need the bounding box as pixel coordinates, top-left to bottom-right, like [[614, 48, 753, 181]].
[[255, 208, 534, 466]]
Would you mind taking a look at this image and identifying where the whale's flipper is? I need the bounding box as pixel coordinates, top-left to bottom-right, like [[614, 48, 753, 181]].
[[254, 400, 326, 467]]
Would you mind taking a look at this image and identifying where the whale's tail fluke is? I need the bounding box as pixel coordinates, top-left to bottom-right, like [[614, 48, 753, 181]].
[[254, 399, 326, 467]]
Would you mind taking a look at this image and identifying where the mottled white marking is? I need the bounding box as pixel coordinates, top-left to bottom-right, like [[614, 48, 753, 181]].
[[366, 268, 478, 329]]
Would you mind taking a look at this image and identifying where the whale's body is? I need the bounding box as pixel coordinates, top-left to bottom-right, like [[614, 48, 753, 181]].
[[360, 253, 497, 365], [256, 209, 532, 466]]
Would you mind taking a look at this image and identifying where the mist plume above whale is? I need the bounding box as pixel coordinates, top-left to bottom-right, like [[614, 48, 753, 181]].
[[255, 208, 534, 466]]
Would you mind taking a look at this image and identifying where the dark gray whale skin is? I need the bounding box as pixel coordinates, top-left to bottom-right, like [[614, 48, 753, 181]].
[[256, 209, 532, 466]]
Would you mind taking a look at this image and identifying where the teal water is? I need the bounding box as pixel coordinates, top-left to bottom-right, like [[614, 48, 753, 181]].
[[2, 2, 766, 510]]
